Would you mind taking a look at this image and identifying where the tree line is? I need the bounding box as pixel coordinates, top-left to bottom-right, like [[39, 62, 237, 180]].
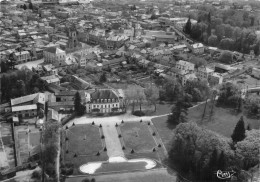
[[184, 10, 260, 55], [1, 67, 46, 103]]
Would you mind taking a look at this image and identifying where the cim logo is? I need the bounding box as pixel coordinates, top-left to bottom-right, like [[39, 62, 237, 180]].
[[215, 170, 236, 180]]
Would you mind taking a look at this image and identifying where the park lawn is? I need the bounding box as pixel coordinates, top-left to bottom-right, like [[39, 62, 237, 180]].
[[66, 124, 103, 155], [61, 124, 108, 175], [63, 154, 108, 175], [151, 116, 175, 152], [187, 101, 260, 138], [95, 161, 147, 173], [120, 123, 156, 153], [29, 132, 40, 147], [143, 103, 173, 116]]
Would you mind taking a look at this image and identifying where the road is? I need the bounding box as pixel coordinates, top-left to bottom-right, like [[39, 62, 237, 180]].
[[15, 59, 44, 70]]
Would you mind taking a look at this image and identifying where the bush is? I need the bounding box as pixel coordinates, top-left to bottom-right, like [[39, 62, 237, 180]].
[[96, 113, 104, 116], [132, 110, 145, 116], [31, 170, 41, 179]]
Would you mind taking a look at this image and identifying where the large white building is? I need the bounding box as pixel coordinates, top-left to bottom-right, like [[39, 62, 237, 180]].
[[44, 46, 66, 64], [86, 89, 122, 113]]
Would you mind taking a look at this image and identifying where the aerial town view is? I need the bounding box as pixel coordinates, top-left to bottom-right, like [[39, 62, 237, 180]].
[[0, 0, 259, 181]]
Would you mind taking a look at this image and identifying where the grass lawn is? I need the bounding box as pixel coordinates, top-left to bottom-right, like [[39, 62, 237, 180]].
[[143, 103, 173, 116], [95, 161, 147, 173], [120, 123, 156, 153], [66, 124, 103, 155], [61, 124, 108, 175], [151, 116, 175, 151], [65, 168, 176, 182], [187, 101, 260, 138]]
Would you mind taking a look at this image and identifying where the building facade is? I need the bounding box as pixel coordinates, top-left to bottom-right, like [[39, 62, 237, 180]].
[[86, 89, 121, 113]]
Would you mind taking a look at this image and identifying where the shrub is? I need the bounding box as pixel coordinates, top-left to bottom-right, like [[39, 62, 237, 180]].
[[31, 170, 41, 179], [132, 110, 145, 116]]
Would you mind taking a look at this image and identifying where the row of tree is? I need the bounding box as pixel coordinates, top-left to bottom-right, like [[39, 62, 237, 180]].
[[184, 11, 260, 55], [1, 67, 46, 103]]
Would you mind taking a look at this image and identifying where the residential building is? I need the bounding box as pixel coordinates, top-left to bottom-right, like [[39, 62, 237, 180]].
[[40, 75, 60, 85], [12, 104, 37, 118], [208, 72, 223, 86], [14, 51, 31, 64], [190, 43, 204, 54], [197, 66, 214, 81], [10, 93, 45, 118], [44, 46, 66, 64], [175, 60, 195, 73], [74, 52, 87, 68]]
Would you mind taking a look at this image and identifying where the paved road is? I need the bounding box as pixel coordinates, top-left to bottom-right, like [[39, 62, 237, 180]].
[[102, 123, 124, 158]]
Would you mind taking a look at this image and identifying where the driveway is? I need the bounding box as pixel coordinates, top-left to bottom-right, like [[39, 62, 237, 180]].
[[102, 123, 124, 158]]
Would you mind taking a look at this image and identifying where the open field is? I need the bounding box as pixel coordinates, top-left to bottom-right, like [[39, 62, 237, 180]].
[[187, 101, 260, 138], [61, 124, 108, 175], [95, 161, 148, 173], [120, 122, 156, 153], [151, 116, 175, 151]]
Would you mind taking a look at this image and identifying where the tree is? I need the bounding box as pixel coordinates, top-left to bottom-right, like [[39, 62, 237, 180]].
[[144, 84, 159, 112], [23, 4, 27, 10], [74, 92, 81, 116], [29, 2, 33, 9], [208, 35, 218, 46], [217, 82, 240, 108], [167, 94, 190, 124], [218, 51, 234, 64], [215, 25, 225, 40], [16, 80, 26, 97], [151, 14, 157, 20], [184, 17, 192, 35], [169, 122, 234, 181], [99, 72, 107, 83], [235, 130, 260, 170], [231, 116, 246, 143], [82, 178, 90, 182], [219, 38, 235, 50], [218, 151, 226, 170]]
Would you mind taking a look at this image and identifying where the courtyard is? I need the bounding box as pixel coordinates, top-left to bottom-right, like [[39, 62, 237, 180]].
[[16, 125, 41, 165]]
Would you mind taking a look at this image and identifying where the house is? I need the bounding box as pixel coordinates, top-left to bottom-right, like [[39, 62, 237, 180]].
[[190, 43, 204, 54], [175, 60, 195, 73], [208, 72, 223, 86], [252, 68, 260, 79], [182, 73, 197, 86], [196, 66, 214, 81], [40, 75, 60, 85], [86, 89, 122, 113], [10, 93, 45, 118], [48, 101, 74, 112], [243, 5, 252, 12], [12, 104, 37, 118], [55, 91, 77, 102], [14, 51, 31, 64], [73, 52, 87, 68], [44, 46, 66, 64], [153, 34, 176, 44]]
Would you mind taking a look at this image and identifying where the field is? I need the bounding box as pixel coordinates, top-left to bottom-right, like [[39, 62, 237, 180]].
[[120, 122, 157, 153], [151, 116, 175, 151], [95, 161, 148, 173], [16, 125, 41, 165], [0, 123, 15, 171], [61, 124, 108, 174], [118, 122, 166, 162], [187, 101, 260, 137]]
